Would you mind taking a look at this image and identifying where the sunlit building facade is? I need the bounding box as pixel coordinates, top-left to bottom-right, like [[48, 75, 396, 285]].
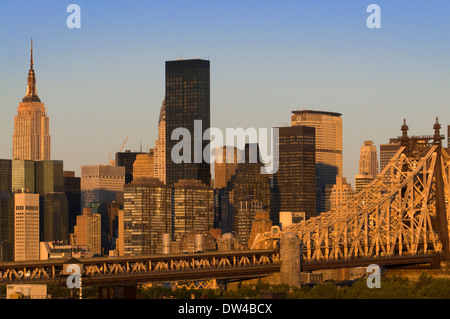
[[13, 40, 50, 161], [291, 110, 342, 214], [123, 178, 171, 255]]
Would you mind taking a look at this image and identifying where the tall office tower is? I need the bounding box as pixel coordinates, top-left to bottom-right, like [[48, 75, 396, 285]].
[[0, 191, 14, 262], [105, 202, 121, 250], [214, 146, 239, 189], [154, 98, 166, 184], [0, 160, 14, 261], [291, 110, 343, 214], [14, 191, 40, 261], [35, 160, 68, 242], [379, 139, 401, 172], [272, 126, 316, 219], [225, 144, 271, 233], [330, 176, 353, 214], [72, 208, 102, 256], [0, 160, 12, 192], [172, 179, 214, 248], [63, 171, 81, 234], [359, 141, 378, 178], [80, 165, 125, 208], [132, 151, 154, 180], [123, 178, 171, 255], [13, 40, 50, 161], [115, 150, 144, 185], [0, 160, 14, 262], [234, 201, 266, 248], [12, 160, 35, 193], [165, 59, 211, 187]]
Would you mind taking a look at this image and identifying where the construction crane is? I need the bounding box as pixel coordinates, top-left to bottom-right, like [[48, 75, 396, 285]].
[[109, 137, 129, 165]]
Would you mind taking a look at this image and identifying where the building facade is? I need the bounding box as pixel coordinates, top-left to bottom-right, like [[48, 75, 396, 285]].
[[153, 98, 166, 184], [72, 208, 101, 256], [13, 40, 50, 161], [380, 139, 402, 172], [132, 151, 154, 180], [164, 59, 211, 186], [291, 110, 342, 214], [63, 171, 81, 234], [222, 144, 272, 233], [172, 179, 214, 247], [80, 165, 125, 208], [14, 192, 40, 261], [359, 140, 378, 178], [123, 178, 171, 255], [330, 176, 354, 214], [214, 146, 239, 189], [12, 160, 35, 193], [35, 160, 68, 243], [115, 150, 144, 185], [354, 174, 374, 193], [273, 126, 316, 219]]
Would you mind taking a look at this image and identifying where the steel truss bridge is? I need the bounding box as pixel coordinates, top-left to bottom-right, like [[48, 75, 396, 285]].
[[253, 118, 450, 266], [0, 250, 281, 286]]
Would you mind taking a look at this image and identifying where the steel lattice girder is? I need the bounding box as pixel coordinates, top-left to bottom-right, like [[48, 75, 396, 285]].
[[251, 145, 450, 262]]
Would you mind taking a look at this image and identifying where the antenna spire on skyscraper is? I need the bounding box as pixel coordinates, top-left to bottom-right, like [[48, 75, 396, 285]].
[[30, 37, 34, 70], [23, 38, 40, 102]]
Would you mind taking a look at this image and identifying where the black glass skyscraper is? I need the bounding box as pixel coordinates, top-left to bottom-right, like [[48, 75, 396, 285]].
[[165, 59, 211, 187], [272, 126, 316, 219]]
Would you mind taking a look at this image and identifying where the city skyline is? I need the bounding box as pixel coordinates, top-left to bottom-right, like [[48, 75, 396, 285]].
[[1, 1, 450, 187]]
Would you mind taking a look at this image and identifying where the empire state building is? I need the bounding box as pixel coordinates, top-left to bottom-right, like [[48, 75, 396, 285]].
[[13, 40, 51, 161]]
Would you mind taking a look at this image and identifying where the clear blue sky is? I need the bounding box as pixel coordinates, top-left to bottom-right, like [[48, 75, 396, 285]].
[[1, 1, 449, 185]]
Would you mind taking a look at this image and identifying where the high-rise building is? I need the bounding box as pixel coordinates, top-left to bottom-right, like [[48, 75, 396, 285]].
[[330, 176, 354, 214], [63, 171, 81, 234], [165, 59, 211, 186], [132, 151, 154, 180], [0, 160, 12, 192], [72, 208, 101, 256], [35, 160, 68, 243], [272, 126, 316, 219], [354, 174, 374, 193], [379, 139, 401, 172], [222, 144, 272, 233], [12, 160, 35, 193], [13, 40, 50, 161], [234, 200, 266, 248], [14, 191, 40, 261], [80, 165, 125, 208], [123, 178, 171, 255], [214, 146, 239, 189], [359, 141, 378, 178], [291, 110, 343, 214], [0, 160, 14, 262], [115, 150, 144, 185], [248, 210, 273, 249], [172, 179, 214, 246], [154, 98, 166, 184], [0, 190, 14, 262]]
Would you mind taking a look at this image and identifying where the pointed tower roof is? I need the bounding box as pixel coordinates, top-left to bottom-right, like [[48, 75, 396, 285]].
[[22, 38, 41, 103]]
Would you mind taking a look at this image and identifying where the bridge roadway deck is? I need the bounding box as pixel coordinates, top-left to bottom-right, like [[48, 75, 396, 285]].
[[0, 249, 281, 285], [0, 250, 441, 286]]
